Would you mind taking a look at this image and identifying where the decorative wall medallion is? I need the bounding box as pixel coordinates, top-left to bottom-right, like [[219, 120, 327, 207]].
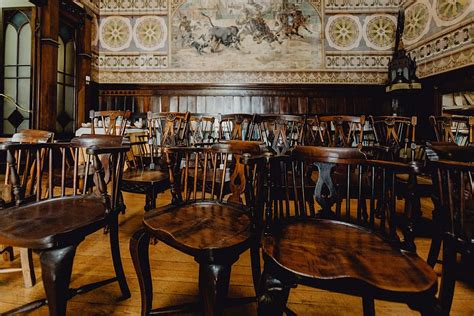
[[133, 16, 167, 51], [403, 0, 431, 46], [326, 15, 362, 50], [99, 16, 132, 51], [432, 0, 473, 26], [363, 14, 396, 50]]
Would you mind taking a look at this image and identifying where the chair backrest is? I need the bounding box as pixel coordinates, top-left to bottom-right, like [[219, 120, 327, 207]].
[[302, 116, 322, 146], [1, 135, 129, 215], [164, 141, 264, 207], [265, 146, 414, 246], [369, 115, 417, 154], [429, 115, 474, 146], [90, 110, 132, 136], [188, 113, 216, 145], [427, 145, 474, 243], [147, 111, 190, 147], [248, 114, 305, 155], [218, 113, 254, 141], [318, 115, 366, 147], [2, 129, 54, 204]]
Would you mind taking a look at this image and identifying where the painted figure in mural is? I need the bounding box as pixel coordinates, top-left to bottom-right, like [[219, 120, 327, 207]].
[[201, 12, 241, 52], [236, 4, 281, 46], [276, 4, 312, 39]]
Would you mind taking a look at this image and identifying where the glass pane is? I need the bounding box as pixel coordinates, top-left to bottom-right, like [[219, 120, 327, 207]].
[[3, 120, 15, 134], [4, 66, 16, 77], [18, 25, 32, 65], [65, 74, 74, 86], [58, 37, 65, 72], [3, 78, 17, 102], [18, 65, 31, 77], [65, 42, 75, 75], [18, 118, 30, 131], [57, 72, 64, 84], [11, 12, 28, 31], [65, 86, 75, 113], [17, 79, 31, 110], [4, 25, 18, 65], [57, 83, 64, 110]]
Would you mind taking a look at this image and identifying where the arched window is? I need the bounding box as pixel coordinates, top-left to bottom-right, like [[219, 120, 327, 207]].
[[2, 10, 32, 134], [56, 24, 76, 134]]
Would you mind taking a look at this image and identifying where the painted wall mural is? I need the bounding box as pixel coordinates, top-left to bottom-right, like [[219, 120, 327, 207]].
[[77, 0, 473, 84]]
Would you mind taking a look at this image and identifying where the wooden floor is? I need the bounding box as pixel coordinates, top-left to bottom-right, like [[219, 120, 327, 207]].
[[0, 191, 473, 315]]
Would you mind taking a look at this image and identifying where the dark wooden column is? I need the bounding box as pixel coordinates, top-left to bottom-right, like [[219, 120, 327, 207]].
[[76, 9, 93, 126], [32, 0, 59, 131]]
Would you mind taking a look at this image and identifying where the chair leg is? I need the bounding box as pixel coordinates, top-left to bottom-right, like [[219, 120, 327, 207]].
[[39, 244, 77, 316], [199, 262, 232, 316], [257, 267, 290, 316], [20, 248, 36, 288], [130, 229, 153, 316], [427, 234, 442, 267], [250, 242, 261, 295], [362, 296, 375, 316], [109, 216, 130, 299], [439, 236, 457, 313]]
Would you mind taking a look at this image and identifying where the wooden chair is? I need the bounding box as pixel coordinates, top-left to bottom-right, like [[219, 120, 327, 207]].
[[0, 135, 130, 315], [369, 115, 418, 160], [120, 112, 190, 211], [429, 115, 474, 146], [188, 113, 216, 145], [0, 129, 54, 288], [218, 113, 254, 141], [249, 114, 305, 155], [318, 115, 366, 147], [426, 145, 474, 314], [130, 141, 265, 315], [258, 146, 440, 316], [301, 115, 322, 146], [89, 110, 132, 136]]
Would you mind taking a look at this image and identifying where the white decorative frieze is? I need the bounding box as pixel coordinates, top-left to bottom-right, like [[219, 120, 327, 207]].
[[325, 54, 391, 68], [98, 70, 388, 84], [100, 0, 168, 14], [99, 54, 169, 69]]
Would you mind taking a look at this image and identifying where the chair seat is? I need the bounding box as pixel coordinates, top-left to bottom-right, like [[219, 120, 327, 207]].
[[0, 195, 108, 249], [396, 173, 433, 186], [262, 219, 437, 295], [122, 168, 169, 185], [143, 201, 252, 257]]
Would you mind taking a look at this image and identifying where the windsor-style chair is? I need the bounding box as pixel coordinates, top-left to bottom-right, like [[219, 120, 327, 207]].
[[429, 115, 474, 146], [188, 113, 216, 145], [248, 114, 305, 155], [0, 135, 130, 315], [1, 129, 54, 288], [426, 145, 474, 314], [89, 110, 132, 136], [130, 141, 265, 315], [318, 115, 366, 147], [218, 113, 254, 141], [120, 112, 190, 211], [258, 146, 440, 316]]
